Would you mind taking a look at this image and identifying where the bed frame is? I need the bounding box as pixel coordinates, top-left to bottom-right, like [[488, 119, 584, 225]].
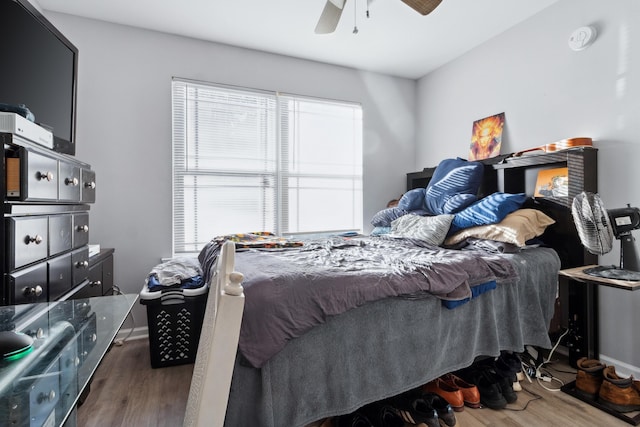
[[185, 147, 598, 427], [183, 241, 245, 427]]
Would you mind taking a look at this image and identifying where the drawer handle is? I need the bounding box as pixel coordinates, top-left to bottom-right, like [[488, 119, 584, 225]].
[[24, 285, 43, 297], [65, 177, 79, 186], [85, 181, 96, 189], [90, 280, 102, 287], [37, 171, 54, 181], [26, 234, 43, 245], [37, 390, 56, 404], [77, 225, 89, 233], [76, 261, 89, 268]]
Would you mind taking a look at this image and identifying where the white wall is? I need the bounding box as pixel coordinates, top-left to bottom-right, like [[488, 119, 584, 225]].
[[416, 0, 640, 374], [43, 12, 416, 325]]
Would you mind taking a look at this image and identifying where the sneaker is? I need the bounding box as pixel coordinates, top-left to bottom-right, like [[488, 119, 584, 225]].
[[334, 412, 374, 427], [575, 357, 606, 400], [388, 392, 439, 427], [475, 358, 518, 404], [423, 392, 457, 427], [598, 366, 640, 413], [457, 367, 507, 410], [497, 352, 523, 391], [493, 371, 517, 404]]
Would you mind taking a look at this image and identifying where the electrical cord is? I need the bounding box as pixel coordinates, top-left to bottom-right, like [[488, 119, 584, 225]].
[[109, 285, 136, 346], [521, 328, 571, 392]]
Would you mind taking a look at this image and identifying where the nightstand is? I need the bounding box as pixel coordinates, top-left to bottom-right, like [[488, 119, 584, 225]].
[[559, 265, 640, 426]]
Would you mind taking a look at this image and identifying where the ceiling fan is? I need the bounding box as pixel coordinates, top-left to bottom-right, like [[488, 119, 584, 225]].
[[315, 0, 443, 34]]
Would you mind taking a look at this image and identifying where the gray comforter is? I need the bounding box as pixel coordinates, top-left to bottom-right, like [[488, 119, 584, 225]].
[[233, 236, 518, 367], [224, 245, 560, 427]]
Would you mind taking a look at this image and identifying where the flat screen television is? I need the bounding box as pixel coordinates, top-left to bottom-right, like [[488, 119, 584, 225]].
[[0, 0, 78, 155]]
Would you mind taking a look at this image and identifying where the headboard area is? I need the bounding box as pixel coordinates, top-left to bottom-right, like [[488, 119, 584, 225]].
[[406, 147, 598, 269]]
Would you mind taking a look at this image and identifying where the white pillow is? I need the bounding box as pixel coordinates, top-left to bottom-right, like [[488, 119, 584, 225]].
[[390, 214, 454, 246]]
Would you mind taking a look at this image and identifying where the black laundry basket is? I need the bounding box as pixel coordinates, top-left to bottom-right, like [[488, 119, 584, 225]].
[[140, 284, 208, 368]]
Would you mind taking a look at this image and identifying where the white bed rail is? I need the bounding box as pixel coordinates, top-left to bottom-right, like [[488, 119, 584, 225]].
[[183, 240, 245, 427]]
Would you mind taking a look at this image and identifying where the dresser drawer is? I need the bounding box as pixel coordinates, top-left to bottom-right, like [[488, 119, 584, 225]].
[[72, 213, 90, 248], [72, 247, 90, 287], [58, 161, 81, 201], [9, 262, 48, 304], [7, 216, 49, 270], [81, 168, 96, 203], [49, 214, 73, 256], [24, 149, 58, 201], [48, 253, 73, 301]]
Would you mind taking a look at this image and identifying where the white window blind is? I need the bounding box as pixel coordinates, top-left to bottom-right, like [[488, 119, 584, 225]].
[[172, 79, 363, 254]]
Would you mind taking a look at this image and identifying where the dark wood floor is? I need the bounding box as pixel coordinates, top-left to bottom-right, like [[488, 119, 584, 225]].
[[78, 338, 633, 427]]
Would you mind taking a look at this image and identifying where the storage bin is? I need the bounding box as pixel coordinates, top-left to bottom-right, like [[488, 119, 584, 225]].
[[140, 284, 208, 368]]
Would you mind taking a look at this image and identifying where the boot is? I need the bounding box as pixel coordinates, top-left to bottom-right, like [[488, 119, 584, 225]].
[[598, 366, 640, 413], [575, 357, 605, 399]]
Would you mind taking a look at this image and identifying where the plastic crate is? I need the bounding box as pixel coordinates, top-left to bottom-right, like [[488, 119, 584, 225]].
[[140, 284, 208, 368]]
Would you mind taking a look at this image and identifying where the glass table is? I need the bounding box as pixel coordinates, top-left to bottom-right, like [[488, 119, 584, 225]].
[[0, 294, 138, 427]]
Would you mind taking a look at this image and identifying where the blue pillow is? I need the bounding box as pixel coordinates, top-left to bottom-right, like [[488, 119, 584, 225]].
[[450, 192, 528, 232], [398, 188, 426, 211], [424, 158, 484, 215], [370, 207, 408, 227]]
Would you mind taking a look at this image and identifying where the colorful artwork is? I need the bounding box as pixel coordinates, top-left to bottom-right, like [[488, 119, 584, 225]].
[[469, 112, 505, 161], [535, 167, 569, 198]]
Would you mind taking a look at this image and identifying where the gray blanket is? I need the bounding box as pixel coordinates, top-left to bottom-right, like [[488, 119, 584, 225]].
[[234, 236, 518, 367], [224, 246, 560, 427]]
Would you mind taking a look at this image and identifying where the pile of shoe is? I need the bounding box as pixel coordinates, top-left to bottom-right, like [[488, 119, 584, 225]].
[[452, 352, 523, 410], [576, 357, 640, 413], [333, 389, 457, 427]]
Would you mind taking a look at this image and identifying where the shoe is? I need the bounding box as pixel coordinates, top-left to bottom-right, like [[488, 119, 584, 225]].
[[423, 392, 457, 427], [440, 373, 481, 409], [475, 357, 518, 404], [422, 377, 464, 412], [493, 371, 517, 404], [389, 392, 439, 427], [334, 412, 375, 427], [598, 366, 640, 413], [497, 352, 523, 391], [575, 357, 606, 400], [360, 402, 406, 427], [457, 367, 507, 410]]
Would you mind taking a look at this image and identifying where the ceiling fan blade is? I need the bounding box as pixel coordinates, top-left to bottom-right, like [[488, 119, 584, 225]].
[[401, 0, 442, 16], [315, 0, 347, 34]]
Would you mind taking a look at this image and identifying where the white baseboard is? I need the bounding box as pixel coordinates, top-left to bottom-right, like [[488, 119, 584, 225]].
[[600, 354, 640, 379], [114, 326, 148, 343]]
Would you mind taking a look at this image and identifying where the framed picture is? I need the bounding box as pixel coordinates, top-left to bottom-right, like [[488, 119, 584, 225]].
[[469, 112, 505, 161], [535, 167, 569, 198]]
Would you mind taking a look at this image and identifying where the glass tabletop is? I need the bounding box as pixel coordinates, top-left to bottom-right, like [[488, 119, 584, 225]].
[[0, 294, 138, 427]]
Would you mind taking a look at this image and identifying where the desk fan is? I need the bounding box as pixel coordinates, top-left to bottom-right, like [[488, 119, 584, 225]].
[[571, 191, 640, 281]]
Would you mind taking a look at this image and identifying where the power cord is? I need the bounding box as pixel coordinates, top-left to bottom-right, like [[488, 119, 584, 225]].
[[110, 285, 136, 346], [521, 328, 571, 392]]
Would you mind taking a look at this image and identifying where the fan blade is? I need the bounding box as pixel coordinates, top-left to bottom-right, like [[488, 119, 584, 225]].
[[401, 0, 442, 16], [315, 0, 347, 34]]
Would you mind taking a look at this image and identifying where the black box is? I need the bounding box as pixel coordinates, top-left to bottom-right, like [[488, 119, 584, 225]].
[[140, 285, 208, 368]]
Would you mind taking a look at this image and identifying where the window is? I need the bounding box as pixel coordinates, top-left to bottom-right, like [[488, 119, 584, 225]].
[[172, 79, 363, 254]]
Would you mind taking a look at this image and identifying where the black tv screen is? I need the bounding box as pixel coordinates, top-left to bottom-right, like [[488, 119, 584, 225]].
[[0, 0, 78, 155]]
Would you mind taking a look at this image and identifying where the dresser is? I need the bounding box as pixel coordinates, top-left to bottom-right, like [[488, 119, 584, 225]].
[[2, 133, 103, 305]]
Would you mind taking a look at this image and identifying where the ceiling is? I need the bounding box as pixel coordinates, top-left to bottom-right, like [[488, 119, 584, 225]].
[[36, 0, 560, 80]]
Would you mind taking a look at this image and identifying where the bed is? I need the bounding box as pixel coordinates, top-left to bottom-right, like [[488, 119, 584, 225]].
[[185, 149, 597, 427]]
